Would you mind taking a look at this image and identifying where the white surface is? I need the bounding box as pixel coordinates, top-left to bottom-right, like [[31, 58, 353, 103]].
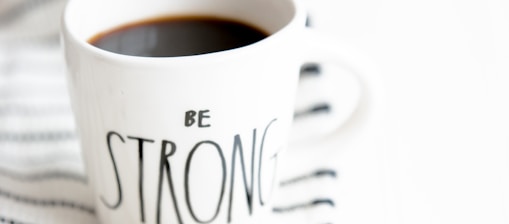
[[306, 0, 509, 223], [2, 0, 509, 223]]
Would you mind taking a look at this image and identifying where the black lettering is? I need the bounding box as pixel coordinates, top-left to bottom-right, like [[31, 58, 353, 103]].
[[264, 151, 280, 205], [227, 130, 256, 222], [185, 141, 226, 223], [127, 136, 155, 223], [258, 119, 277, 206], [156, 140, 183, 224], [198, 110, 211, 128], [101, 131, 124, 209], [185, 110, 197, 127]]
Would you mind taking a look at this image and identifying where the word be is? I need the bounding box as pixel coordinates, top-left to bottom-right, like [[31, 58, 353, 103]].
[[185, 110, 211, 128]]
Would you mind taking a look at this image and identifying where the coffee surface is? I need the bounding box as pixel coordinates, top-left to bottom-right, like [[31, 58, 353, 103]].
[[89, 16, 268, 57]]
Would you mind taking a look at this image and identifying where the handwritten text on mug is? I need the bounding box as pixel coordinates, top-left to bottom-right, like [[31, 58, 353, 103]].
[[100, 114, 279, 224]]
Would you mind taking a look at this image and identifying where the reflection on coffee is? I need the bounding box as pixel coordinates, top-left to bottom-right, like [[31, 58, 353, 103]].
[[89, 16, 268, 57]]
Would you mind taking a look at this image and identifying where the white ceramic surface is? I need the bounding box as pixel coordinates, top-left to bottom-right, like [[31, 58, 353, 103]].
[[61, 0, 367, 223]]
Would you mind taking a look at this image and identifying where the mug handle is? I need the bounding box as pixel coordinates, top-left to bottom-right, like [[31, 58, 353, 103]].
[[290, 29, 377, 142]]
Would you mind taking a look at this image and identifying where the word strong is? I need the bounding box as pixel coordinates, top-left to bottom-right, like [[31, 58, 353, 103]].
[[102, 118, 280, 224]]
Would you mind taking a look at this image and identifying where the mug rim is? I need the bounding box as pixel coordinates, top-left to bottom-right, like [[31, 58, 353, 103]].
[[61, 0, 305, 65]]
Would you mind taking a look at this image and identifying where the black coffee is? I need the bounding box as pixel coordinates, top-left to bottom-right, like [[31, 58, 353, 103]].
[[89, 16, 268, 57]]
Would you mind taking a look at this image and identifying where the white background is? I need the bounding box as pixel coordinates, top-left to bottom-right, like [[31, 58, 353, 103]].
[[306, 0, 509, 223], [1, 0, 508, 223]]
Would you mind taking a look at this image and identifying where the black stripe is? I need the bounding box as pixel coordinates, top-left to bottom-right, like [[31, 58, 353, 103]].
[[0, 167, 87, 183], [272, 198, 335, 213], [0, 131, 76, 142], [300, 63, 321, 76], [0, 215, 32, 224], [0, 187, 95, 215], [280, 169, 337, 187], [294, 103, 331, 118], [306, 14, 313, 27], [0, 153, 81, 167]]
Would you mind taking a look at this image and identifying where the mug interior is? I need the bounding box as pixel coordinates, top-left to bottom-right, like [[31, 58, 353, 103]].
[[64, 0, 296, 46]]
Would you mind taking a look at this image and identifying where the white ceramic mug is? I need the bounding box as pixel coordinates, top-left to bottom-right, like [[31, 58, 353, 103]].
[[62, 0, 365, 223]]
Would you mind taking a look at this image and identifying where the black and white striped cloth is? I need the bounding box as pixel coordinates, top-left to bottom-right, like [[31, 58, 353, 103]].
[[0, 43, 98, 223], [0, 42, 341, 224]]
